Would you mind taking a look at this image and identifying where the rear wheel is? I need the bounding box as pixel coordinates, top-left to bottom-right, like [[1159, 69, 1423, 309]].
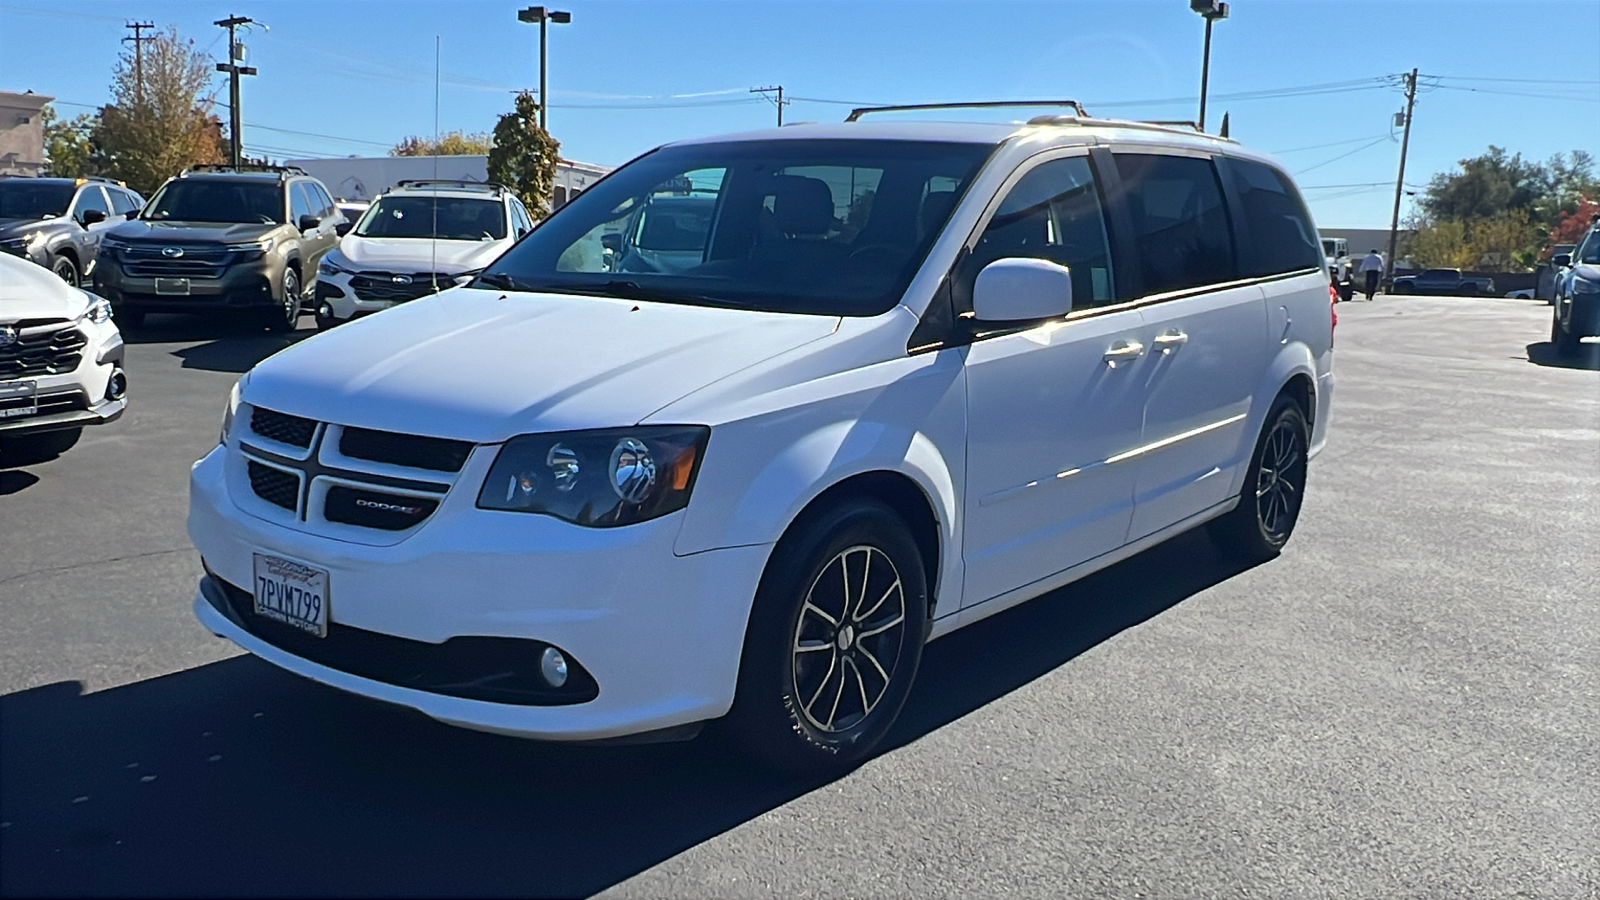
[[1208, 397, 1309, 564], [722, 499, 929, 775], [50, 254, 80, 287], [0, 428, 83, 467]]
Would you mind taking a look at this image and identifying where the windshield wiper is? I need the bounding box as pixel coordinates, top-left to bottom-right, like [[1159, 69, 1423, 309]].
[[471, 271, 536, 292]]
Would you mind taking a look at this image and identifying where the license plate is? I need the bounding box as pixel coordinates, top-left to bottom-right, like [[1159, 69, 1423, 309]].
[[252, 553, 329, 637], [155, 277, 191, 295], [0, 379, 38, 419]]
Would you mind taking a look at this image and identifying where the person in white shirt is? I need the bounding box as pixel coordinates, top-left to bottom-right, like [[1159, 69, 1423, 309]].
[[1358, 250, 1385, 300]]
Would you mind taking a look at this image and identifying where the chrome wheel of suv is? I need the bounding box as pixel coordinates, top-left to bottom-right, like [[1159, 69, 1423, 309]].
[[267, 266, 301, 333]]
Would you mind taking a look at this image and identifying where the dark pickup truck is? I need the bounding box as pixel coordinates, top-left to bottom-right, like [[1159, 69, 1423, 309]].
[[1391, 268, 1496, 296]]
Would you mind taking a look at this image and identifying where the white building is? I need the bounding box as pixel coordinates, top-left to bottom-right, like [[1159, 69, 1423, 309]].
[[0, 90, 52, 176], [284, 154, 610, 213]]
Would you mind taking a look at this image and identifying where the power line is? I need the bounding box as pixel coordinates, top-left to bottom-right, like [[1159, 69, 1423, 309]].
[[1433, 84, 1600, 102], [1436, 75, 1600, 85], [1271, 133, 1391, 155], [750, 85, 788, 126], [1294, 136, 1393, 176]]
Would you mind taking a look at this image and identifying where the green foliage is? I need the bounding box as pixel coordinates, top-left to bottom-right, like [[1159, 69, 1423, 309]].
[[391, 131, 494, 157], [1405, 208, 1541, 273], [1411, 147, 1597, 272], [92, 25, 224, 194], [487, 93, 560, 218], [41, 105, 99, 178]]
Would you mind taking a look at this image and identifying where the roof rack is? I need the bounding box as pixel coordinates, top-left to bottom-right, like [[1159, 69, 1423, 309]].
[[181, 163, 308, 178], [393, 179, 506, 193], [845, 99, 1089, 123], [1025, 114, 1234, 142]]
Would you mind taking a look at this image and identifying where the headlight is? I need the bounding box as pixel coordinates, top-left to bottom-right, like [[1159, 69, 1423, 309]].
[[1573, 278, 1600, 295], [76, 291, 113, 325], [225, 238, 273, 255], [220, 376, 247, 445], [318, 258, 351, 277], [477, 425, 710, 527]]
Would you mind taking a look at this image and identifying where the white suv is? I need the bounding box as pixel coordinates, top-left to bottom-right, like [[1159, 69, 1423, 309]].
[[312, 180, 534, 330], [1, 253, 127, 465], [189, 109, 1335, 772]]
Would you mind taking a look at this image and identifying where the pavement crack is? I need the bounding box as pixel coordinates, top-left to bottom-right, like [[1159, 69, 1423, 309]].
[[0, 547, 192, 588]]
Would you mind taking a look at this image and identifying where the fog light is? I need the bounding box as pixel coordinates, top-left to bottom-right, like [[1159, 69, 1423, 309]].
[[318, 303, 332, 317], [540, 647, 569, 688], [106, 368, 128, 401]]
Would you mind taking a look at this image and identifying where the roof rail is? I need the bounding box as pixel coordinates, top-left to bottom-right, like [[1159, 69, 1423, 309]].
[[845, 99, 1089, 123], [393, 179, 506, 193], [84, 175, 127, 186], [1025, 114, 1235, 142], [181, 163, 308, 177]]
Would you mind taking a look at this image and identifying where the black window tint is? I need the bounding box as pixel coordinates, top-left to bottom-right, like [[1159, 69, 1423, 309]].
[[1222, 157, 1322, 276], [72, 185, 110, 218], [1112, 153, 1236, 295], [958, 156, 1116, 310], [108, 188, 139, 215], [290, 183, 315, 222], [311, 183, 336, 217]]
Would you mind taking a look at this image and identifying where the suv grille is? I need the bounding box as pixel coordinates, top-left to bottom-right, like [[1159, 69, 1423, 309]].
[[340, 427, 473, 473], [349, 273, 452, 304], [0, 327, 87, 379], [120, 244, 232, 279], [250, 406, 316, 447], [247, 460, 299, 510]]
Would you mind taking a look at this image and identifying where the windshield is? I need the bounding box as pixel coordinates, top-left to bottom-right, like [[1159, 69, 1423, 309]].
[[355, 195, 507, 241], [142, 180, 284, 224], [479, 139, 994, 316], [1579, 231, 1600, 264], [0, 181, 75, 219]]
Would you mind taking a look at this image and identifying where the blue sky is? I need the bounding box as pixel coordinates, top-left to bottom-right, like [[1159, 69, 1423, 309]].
[[2, 0, 1596, 227]]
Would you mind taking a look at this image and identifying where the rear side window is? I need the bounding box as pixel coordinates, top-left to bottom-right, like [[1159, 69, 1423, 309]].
[[1221, 157, 1322, 276], [108, 188, 141, 215], [307, 182, 336, 218], [958, 155, 1116, 310], [290, 183, 316, 223], [71, 185, 110, 220], [1112, 153, 1235, 296]]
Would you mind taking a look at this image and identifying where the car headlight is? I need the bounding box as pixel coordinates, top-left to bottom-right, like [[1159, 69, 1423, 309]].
[[318, 254, 353, 277], [1573, 277, 1600, 296], [225, 238, 273, 257], [478, 425, 710, 527], [220, 376, 247, 445], [76, 291, 113, 324]]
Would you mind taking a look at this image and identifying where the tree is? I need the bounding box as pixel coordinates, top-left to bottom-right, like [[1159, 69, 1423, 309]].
[[1406, 217, 1473, 270], [487, 93, 560, 217], [391, 131, 494, 157], [94, 25, 224, 194], [40, 105, 99, 177], [1549, 198, 1599, 251]]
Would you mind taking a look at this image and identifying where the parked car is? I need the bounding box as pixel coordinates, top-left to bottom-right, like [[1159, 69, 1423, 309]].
[[603, 192, 719, 274], [0, 252, 127, 465], [312, 180, 532, 330], [1321, 236, 1352, 301], [333, 199, 369, 236], [1550, 224, 1600, 356], [0, 176, 143, 287], [93, 165, 345, 331], [188, 111, 1334, 772], [1390, 268, 1496, 296]]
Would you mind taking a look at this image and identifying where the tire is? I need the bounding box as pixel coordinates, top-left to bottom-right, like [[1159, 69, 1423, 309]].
[[1207, 397, 1309, 564], [722, 499, 930, 775], [264, 265, 303, 333], [50, 254, 80, 287], [1554, 312, 1580, 357], [0, 427, 83, 466]]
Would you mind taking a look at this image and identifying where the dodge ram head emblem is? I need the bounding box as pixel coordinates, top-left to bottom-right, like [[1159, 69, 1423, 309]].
[[0, 325, 17, 347], [392, 275, 412, 285], [161, 247, 184, 258]]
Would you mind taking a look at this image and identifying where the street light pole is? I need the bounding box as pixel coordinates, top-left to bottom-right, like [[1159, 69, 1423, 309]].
[[517, 6, 571, 133], [1190, 0, 1229, 131]]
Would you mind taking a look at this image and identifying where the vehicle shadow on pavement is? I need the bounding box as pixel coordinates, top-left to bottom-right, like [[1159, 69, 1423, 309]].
[[120, 314, 317, 373], [1524, 340, 1600, 371], [0, 529, 1248, 898], [0, 469, 41, 492]]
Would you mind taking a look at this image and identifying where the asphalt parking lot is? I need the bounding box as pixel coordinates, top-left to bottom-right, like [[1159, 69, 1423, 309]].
[[1, 296, 1596, 898]]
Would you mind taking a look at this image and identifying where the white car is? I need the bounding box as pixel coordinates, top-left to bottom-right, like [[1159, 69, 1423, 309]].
[[0, 252, 127, 465], [189, 110, 1335, 772], [312, 180, 534, 330]]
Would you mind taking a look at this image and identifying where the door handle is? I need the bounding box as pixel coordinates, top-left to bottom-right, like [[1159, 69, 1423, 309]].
[[1102, 339, 1145, 368], [1152, 329, 1188, 353]]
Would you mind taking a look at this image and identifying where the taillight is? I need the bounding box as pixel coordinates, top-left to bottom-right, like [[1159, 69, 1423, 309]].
[[1329, 283, 1338, 344]]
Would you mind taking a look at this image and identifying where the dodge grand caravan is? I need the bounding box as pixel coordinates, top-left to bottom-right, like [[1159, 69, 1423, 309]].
[[189, 105, 1335, 772]]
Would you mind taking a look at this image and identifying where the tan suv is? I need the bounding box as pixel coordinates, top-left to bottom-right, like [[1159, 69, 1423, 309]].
[[94, 165, 345, 332]]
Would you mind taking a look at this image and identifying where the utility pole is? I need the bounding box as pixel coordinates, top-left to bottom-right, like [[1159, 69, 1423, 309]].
[[214, 14, 257, 168], [123, 21, 154, 107], [750, 85, 787, 126], [1385, 68, 1419, 286]]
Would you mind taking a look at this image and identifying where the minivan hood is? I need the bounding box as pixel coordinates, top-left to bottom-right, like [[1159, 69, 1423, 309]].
[[244, 288, 839, 443], [334, 235, 504, 273], [108, 219, 279, 244], [0, 253, 93, 322]]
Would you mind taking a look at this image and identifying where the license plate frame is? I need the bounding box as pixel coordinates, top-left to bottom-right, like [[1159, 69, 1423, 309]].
[[154, 277, 191, 296], [0, 379, 39, 420], [251, 553, 330, 638]]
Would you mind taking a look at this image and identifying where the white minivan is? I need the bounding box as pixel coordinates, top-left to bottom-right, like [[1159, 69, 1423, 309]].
[[190, 108, 1335, 772]]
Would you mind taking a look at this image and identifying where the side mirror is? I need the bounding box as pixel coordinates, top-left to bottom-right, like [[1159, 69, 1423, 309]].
[[1553, 254, 1571, 268], [335, 221, 354, 237], [81, 209, 107, 226], [298, 214, 321, 232], [971, 257, 1075, 323], [124, 209, 140, 220], [600, 233, 622, 252]]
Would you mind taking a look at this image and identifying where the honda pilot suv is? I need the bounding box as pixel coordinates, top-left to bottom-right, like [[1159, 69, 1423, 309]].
[[95, 165, 344, 331], [189, 105, 1335, 772]]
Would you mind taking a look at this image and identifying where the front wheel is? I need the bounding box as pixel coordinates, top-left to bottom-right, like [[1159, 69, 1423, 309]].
[[264, 266, 303, 333], [0, 427, 83, 467], [51, 254, 80, 287], [1208, 397, 1309, 564], [1554, 311, 1580, 356], [722, 499, 929, 775]]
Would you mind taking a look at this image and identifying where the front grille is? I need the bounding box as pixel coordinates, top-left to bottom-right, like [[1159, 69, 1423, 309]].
[[0, 389, 88, 418], [250, 406, 316, 448], [204, 572, 599, 705], [340, 427, 473, 473], [120, 244, 232, 279], [349, 272, 451, 304], [324, 485, 438, 531], [0, 327, 88, 379], [247, 460, 300, 511]]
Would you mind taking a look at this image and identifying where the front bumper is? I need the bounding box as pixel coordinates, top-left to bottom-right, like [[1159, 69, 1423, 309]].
[[1561, 291, 1600, 337], [314, 270, 464, 321], [187, 446, 771, 740], [96, 253, 283, 312], [0, 321, 125, 436]]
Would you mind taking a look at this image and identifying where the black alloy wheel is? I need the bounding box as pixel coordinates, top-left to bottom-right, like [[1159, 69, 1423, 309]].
[[724, 499, 929, 774], [1208, 396, 1310, 563], [51, 254, 80, 287]]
